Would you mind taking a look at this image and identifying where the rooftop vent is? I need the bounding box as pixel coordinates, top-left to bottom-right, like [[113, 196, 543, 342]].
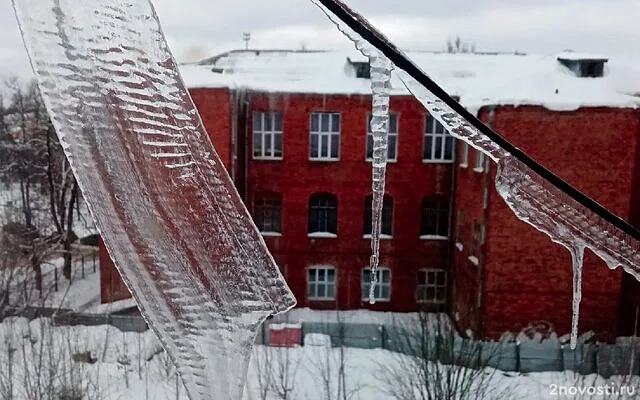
[[557, 53, 608, 78], [346, 57, 370, 79]]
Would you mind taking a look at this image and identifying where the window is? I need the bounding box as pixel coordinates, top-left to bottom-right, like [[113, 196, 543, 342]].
[[253, 193, 282, 234], [416, 269, 447, 304], [308, 267, 336, 300], [310, 113, 340, 160], [253, 112, 283, 159], [423, 115, 454, 162], [362, 268, 391, 301], [363, 194, 393, 237], [366, 114, 398, 161], [459, 142, 468, 167], [420, 195, 449, 238], [474, 149, 485, 172], [308, 193, 338, 236]]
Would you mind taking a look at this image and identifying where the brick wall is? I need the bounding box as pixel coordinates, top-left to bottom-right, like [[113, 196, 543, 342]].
[[454, 106, 639, 341]]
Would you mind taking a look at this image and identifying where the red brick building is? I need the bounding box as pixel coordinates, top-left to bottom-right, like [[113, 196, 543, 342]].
[[100, 50, 640, 341]]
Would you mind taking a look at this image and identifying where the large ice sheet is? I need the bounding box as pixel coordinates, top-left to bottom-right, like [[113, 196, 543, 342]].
[[12, 1, 296, 399]]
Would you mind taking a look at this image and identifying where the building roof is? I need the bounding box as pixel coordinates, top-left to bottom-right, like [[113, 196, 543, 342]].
[[179, 49, 640, 113]]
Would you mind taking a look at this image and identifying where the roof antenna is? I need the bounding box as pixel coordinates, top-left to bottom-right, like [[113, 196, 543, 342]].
[[242, 32, 251, 50]]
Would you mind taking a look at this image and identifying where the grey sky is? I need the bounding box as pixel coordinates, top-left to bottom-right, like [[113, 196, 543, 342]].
[[1, 0, 639, 81]]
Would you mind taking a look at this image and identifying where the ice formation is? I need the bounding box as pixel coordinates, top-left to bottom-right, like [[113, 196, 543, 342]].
[[312, 0, 393, 304], [13, 0, 295, 399], [367, 57, 393, 304], [313, 0, 640, 349]]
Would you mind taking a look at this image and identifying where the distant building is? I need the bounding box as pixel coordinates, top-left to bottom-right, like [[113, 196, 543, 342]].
[[100, 49, 640, 342]]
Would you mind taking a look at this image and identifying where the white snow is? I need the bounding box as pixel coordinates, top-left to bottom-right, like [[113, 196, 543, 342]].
[[419, 234, 449, 241], [179, 50, 640, 112], [0, 317, 637, 400], [308, 232, 338, 238]]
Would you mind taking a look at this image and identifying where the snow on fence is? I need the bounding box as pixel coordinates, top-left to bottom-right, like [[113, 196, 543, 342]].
[[32, 310, 639, 378]]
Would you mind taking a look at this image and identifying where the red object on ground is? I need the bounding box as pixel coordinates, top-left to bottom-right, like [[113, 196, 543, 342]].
[[269, 323, 302, 347]]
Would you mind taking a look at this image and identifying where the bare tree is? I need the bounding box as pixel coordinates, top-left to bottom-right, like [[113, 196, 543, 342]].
[[377, 312, 507, 400], [446, 36, 476, 54]]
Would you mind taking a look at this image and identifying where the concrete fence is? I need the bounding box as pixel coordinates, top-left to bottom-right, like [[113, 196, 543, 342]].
[[24, 310, 639, 379]]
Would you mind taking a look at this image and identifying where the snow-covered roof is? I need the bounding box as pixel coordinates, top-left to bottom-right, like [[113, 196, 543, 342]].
[[179, 49, 640, 113]]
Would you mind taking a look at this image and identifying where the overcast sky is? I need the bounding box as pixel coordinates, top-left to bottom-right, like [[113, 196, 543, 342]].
[[1, 0, 639, 81]]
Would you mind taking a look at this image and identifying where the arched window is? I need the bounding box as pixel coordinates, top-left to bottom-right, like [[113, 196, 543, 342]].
[[253, 192, 282, 234], [308, 193, 338, 236], [420, 195, 449, 237], [363, 194, 393, 236]]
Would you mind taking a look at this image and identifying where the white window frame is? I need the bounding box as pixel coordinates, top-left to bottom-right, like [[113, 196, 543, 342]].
[[416, 269, 447, 304], [307, 266, 336, 300], [423, 115, 455, 163], [459, 142, 468, 167], [474, 149, 485, 172], [366, 113, 398, 162], [362, 267, 391, 302], [253, 111, 283, 160], [310, 112, 340, 161]]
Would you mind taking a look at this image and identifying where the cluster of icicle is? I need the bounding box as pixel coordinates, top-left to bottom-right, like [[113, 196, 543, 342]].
[[311, 0, 640, 349]]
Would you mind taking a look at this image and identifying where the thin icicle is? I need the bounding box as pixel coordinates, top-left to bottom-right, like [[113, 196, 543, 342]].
[[569, 243, 585, 350], [309, 0, 394, 304], [368, 56, 393, 304]]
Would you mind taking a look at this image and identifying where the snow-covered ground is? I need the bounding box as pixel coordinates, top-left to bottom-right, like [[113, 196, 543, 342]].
[[0, 317, 637, 400]]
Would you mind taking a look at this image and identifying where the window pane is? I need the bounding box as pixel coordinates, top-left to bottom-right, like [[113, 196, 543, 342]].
[[327, 285, 335, 299], [308, 269, 315, 281], [366, 135, 374, 159], [381, 286, 390, 299], [389, 114, 397, 133], [330, 134, 339, 158], [435, 120, 445, 134], [317, 268, 325, 281], [381, 270, 390, 283], [331, 114, 340, 132], [274, 113, 283, 131], [426, 116, 433, 133], [317, 284, 326, 298], [308, 283, 315, 297], [436, 287, 446, 301], [327, 269, 335, 282], [418, 271, 426, 285], [264, 113, 272, 131], [274, 133, 282, 157], [367, 115, 372, 132], [253, 113, 262, 131], [253, 133, 262, 156], [435, 137, 443, 159], [424, 136, 433, 160], [321, 114, 330, 132], [310, 134, 319, 158], [320, 136, 328, 158], [363, 270, 371, 283], [311, 114, 319, 131], [437, 272, 446, 286], [264, 133, 272, 157], [362, 284, 369, 299], [388, 136, 397, 160], [444, 136, 454, 160], [426, 287, 435, 300]]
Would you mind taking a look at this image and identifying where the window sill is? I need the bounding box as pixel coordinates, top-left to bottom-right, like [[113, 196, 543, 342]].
[[366, 158, 397, 164], [308, 232, 338, 239], [309, 158, 340, 162], [455, 242, 463, 251], [308, 297, 336, 302], [416, 300, 447, 305], [473, 167, 484, 173], [361, 298, 390, 303], [260, 231, 282, 237], [363, 234, 392, 240], [459, 163, 468, 168], [253, 156, 283, 161], [468, 256, 479, 266], [422, 159, 454, 164], [419, 235, 448, 241]]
